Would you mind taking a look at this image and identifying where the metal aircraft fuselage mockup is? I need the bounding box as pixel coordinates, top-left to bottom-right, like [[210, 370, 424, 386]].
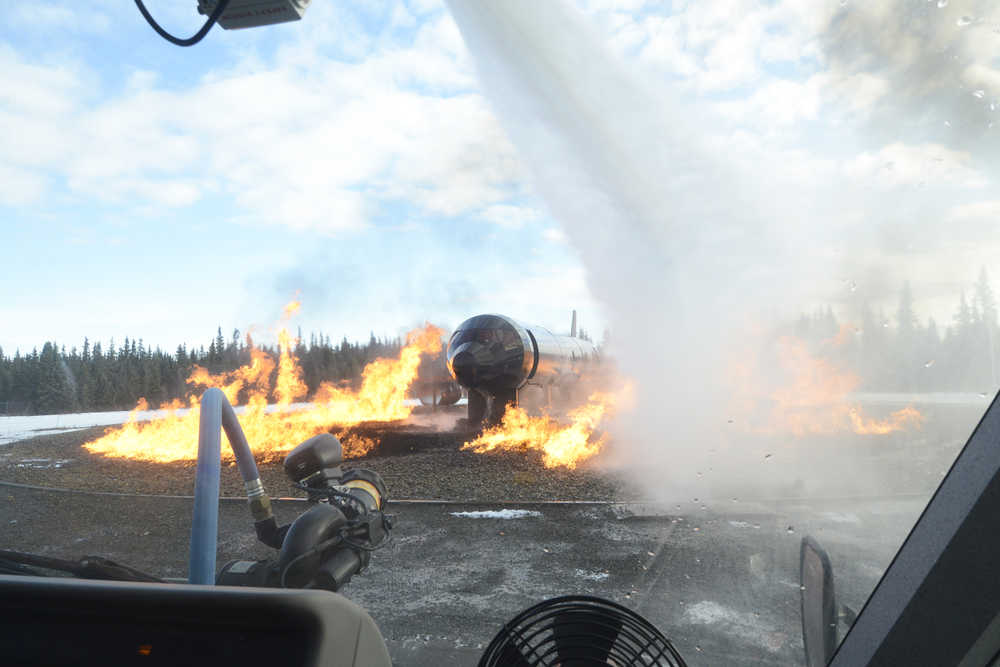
[[446, 314, 598, 426]]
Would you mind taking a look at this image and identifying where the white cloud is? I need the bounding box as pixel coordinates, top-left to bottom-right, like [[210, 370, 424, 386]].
[[543, 227, 567, 243], [948, 200, 1000, 222], [479, 204, 540, 228], [0, 165, 47, 206], [844, 143, 989, 190], [0, 12, 524, 230], [5, 4, 111, 34]]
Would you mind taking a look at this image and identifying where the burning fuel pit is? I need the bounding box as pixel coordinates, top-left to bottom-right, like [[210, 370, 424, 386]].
[[0, 405, 631, 503], [326, 405, 474, 457]]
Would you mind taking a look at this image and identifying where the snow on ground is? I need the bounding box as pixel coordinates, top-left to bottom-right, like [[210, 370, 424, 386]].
[[449, 510, 544, 519], [0, 409, 185, 446], [0, 399, 430, 446], [683, 601, 787, 654]]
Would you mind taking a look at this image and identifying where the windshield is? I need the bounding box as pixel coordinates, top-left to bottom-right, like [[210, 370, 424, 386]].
[[1, 1, 998, 665]]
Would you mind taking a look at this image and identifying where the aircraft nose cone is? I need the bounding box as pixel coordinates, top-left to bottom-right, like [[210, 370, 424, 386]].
[[450, 350, 477, 387]]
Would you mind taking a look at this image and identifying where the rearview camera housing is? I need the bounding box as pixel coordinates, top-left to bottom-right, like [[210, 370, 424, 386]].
[[197, 0, 311, 30]]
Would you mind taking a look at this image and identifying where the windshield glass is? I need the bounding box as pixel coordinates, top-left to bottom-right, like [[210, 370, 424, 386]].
[[1, 1, 997, 665]]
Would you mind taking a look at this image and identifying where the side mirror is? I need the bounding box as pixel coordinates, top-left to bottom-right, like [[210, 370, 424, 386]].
[[800, 536, 837, 666]]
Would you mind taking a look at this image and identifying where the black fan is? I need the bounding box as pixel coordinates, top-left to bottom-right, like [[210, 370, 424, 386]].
[[479, 595, 688, 666]]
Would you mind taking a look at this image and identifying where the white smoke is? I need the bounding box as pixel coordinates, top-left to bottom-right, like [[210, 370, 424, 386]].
[[441, 1, 809, 498], [443, 0, 997, 500]]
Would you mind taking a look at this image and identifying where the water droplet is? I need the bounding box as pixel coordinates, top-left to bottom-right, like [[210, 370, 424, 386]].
[[787, 526, 795, 534], [944, 120, 952, 127], [753, 523, 761, 529], [883, 321, 890, 328], [701, 505, 708, 511], [693, 526, 700, 532], [990, 101, 996, 112], [924, 359, 935, 368], [979, 391, 990, 398], [647, 551, 655, 557], [695, 646, 703, 652], [973, 90, 986, 99], [731, 497, 739, 503], [764, 453, 772, 460], [674, 504, 681, 511], [849, 280, 857, 292], [800, 584, 807, 591], [937, 0, 948, 7], [693, 497, 698, 502], [957, 15, 973, 26], [697, 471, 703, 478]]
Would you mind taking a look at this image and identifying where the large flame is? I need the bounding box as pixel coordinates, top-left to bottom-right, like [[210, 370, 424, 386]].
[[462, 387, 630, 469], [82, 311, 445, 463], [732, 335, 924, 436]]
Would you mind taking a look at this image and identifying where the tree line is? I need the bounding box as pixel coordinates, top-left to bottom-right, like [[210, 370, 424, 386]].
[[3, 269, 997, 415], [791, 268, 999, 393], [0, 329, 403, 415]]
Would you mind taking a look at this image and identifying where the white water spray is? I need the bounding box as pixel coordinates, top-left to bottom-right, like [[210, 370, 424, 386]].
[[444, 0, 829, 498]]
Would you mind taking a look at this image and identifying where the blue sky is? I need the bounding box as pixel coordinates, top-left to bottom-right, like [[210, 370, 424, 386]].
[[1, 0, 998, 355], [0, 1, 598, 353]]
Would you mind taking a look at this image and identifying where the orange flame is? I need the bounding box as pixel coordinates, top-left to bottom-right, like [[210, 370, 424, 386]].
[[282, 299, 301, 320], [82, 310, 445, 463], [732, 335, 924, 436], [462, 387, 630, 469]]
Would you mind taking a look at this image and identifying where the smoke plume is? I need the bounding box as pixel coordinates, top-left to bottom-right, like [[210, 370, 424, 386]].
[[444, 0, 998, 501]]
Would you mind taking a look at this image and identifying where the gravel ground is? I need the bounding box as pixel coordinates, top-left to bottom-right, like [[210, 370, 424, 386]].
[[0, 424, 632, 502]]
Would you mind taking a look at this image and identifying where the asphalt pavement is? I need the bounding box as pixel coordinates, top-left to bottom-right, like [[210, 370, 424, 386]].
[[0, 482, 924, 666]]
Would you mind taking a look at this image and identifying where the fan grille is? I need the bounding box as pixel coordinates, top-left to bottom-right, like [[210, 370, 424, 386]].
[[479, 595, 688, 666]]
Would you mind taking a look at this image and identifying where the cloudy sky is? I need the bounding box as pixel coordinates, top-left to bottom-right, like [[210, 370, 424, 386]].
[[1, 0, 997, 354]]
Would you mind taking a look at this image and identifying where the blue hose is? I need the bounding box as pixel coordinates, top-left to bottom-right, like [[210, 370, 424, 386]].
[[188, 388, 268, 585]]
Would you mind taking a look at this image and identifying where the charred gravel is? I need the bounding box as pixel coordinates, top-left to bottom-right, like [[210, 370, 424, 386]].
[[0, 424, 633, 502]]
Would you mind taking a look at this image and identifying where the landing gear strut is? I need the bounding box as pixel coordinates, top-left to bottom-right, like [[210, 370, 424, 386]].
[[487, 388, 517, 426], [467, 390, 488, 426]]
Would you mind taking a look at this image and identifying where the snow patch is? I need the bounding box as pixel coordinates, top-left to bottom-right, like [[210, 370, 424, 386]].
[[574, 569, 609, 581], [449, 509, 543, 519], [683, 601, 787, 654], [15, 458, 73, 469], [0, 402, 315, 446]]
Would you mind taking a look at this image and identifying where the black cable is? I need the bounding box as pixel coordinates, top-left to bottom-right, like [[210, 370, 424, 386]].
[[134, 0, 231, 47], [0, 550, 161, 582], [293, 482, 369, 516]]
